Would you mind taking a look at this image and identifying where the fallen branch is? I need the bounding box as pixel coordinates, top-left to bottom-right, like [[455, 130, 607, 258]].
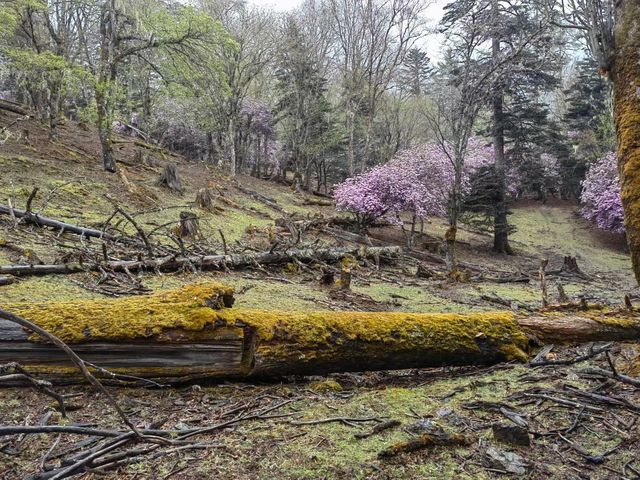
[[290, 416, 379, 426], [354, 420, 401, 439], [0, 363, 66, 416], [530, 343, 614, 366], [0, 205, 115, 241], [0, 246, 400, 277], [378, 431, 471, 458]]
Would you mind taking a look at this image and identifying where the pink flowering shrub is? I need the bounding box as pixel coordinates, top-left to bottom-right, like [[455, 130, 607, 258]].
[[580, 152, 625, 233], [334, 137, 494, 227]]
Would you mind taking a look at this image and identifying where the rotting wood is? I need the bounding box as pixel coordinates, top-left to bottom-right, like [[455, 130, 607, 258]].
[[2, 282, 640, 384], [377, 431, 471, 458], [0, 246, 400, 277], [0, 205, 115, 241]]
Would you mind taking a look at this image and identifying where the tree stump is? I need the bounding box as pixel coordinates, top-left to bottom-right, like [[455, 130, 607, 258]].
[[320, 269, 335, 286], [177, 212, 200, 239], [157, 164, 182, 192], [196, 188, 215, 211], [561, 256, 583, 275], [338, 268, 351, 290]]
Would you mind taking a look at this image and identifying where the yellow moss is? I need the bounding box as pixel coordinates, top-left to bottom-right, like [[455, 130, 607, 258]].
[[2, 282, 235, 343], [216, 308, 529, 368], [614, 3, 640, 283], [340, 254, 358, 270], [308, 379, 343, 393]]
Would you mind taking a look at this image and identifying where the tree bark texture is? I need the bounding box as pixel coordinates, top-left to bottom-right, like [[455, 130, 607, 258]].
[[614, 1, 640, 285]]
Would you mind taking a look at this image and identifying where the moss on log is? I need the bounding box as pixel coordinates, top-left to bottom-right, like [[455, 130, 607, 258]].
[[4, 282, 235, 344], [2, 283, 640, 384]]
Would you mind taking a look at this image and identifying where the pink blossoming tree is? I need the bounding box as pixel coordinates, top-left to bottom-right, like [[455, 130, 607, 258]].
[[334, 137, 494, 240], [580, 152, 625, 234]]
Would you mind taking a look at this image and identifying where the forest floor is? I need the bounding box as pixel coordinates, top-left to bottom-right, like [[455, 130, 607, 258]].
[[1, 110, 639, 479]]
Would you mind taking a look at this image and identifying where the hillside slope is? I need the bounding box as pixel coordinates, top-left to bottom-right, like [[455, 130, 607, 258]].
[[0, 109, 636, 311], [2, 111, 640, 480]]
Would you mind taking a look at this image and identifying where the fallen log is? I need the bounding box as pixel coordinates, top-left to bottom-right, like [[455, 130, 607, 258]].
[[0, 205, 115, 241], [0, 246, 400, 277], [0, 99, 28, 116], [2, 282, 640, 384]]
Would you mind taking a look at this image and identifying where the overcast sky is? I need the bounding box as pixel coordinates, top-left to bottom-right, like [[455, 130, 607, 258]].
[[247, 0, 448, 59]]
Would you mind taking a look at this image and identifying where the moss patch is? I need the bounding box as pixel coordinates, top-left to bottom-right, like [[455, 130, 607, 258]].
[[3, 282, 235, 343]]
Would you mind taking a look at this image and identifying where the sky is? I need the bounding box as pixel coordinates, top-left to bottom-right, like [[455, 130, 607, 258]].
[[247, 0, 448, 59]]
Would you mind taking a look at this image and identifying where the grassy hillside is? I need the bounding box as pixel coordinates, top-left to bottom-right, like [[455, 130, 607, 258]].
[[1, 111, 640, 480], [0, 109, 636, 311]]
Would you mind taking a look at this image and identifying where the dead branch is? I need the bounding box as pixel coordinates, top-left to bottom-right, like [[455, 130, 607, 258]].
[[0, 205, 115, 241], [0, 246, 401, 277], [378, 431, 471, 458]]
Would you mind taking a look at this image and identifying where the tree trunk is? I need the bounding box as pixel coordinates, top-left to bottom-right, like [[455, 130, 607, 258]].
[[0, 246, 401, 277], [97, 0, 118, 173], [491, 3, 512, 255], [2, 282, 640, 384], [47, 75, 62, 141], [445, 162, 463, 276], [228, 120, 237, 176], [614, 1, 640, 285]]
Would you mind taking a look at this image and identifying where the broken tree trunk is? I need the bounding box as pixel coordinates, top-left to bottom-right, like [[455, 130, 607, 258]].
[[0, 205, 115, 241], [176, 211, 201, 239], [157, 163, 182, 192], [0, 246, 401, 277], [2, 282, 640, 384]]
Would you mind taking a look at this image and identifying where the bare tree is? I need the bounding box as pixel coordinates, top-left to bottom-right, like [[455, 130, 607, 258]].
[[328, 0, 428, 175]]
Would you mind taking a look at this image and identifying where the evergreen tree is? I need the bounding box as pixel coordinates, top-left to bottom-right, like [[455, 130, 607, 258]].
[[398, 48, 432, 96], [275, 19, 338, 191]]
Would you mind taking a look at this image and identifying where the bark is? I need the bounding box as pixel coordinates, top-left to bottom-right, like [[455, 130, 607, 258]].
[[0, 99, 28, 116], [491, 0, 513, 255], [614, 1, 640, 285], [0, 204, 115, 241], [0, 246, 401, 277], [157, 164, 182, 192], [1, 282, 640, 384]]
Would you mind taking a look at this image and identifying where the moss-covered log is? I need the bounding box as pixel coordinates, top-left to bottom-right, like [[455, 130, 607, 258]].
[[2, 283, 640, 384], [614, 1, 640, 284]]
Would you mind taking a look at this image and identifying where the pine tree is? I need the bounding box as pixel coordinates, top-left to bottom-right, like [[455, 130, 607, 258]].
[[398, 48, 432, 96], [275, 19, 337, 191]]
